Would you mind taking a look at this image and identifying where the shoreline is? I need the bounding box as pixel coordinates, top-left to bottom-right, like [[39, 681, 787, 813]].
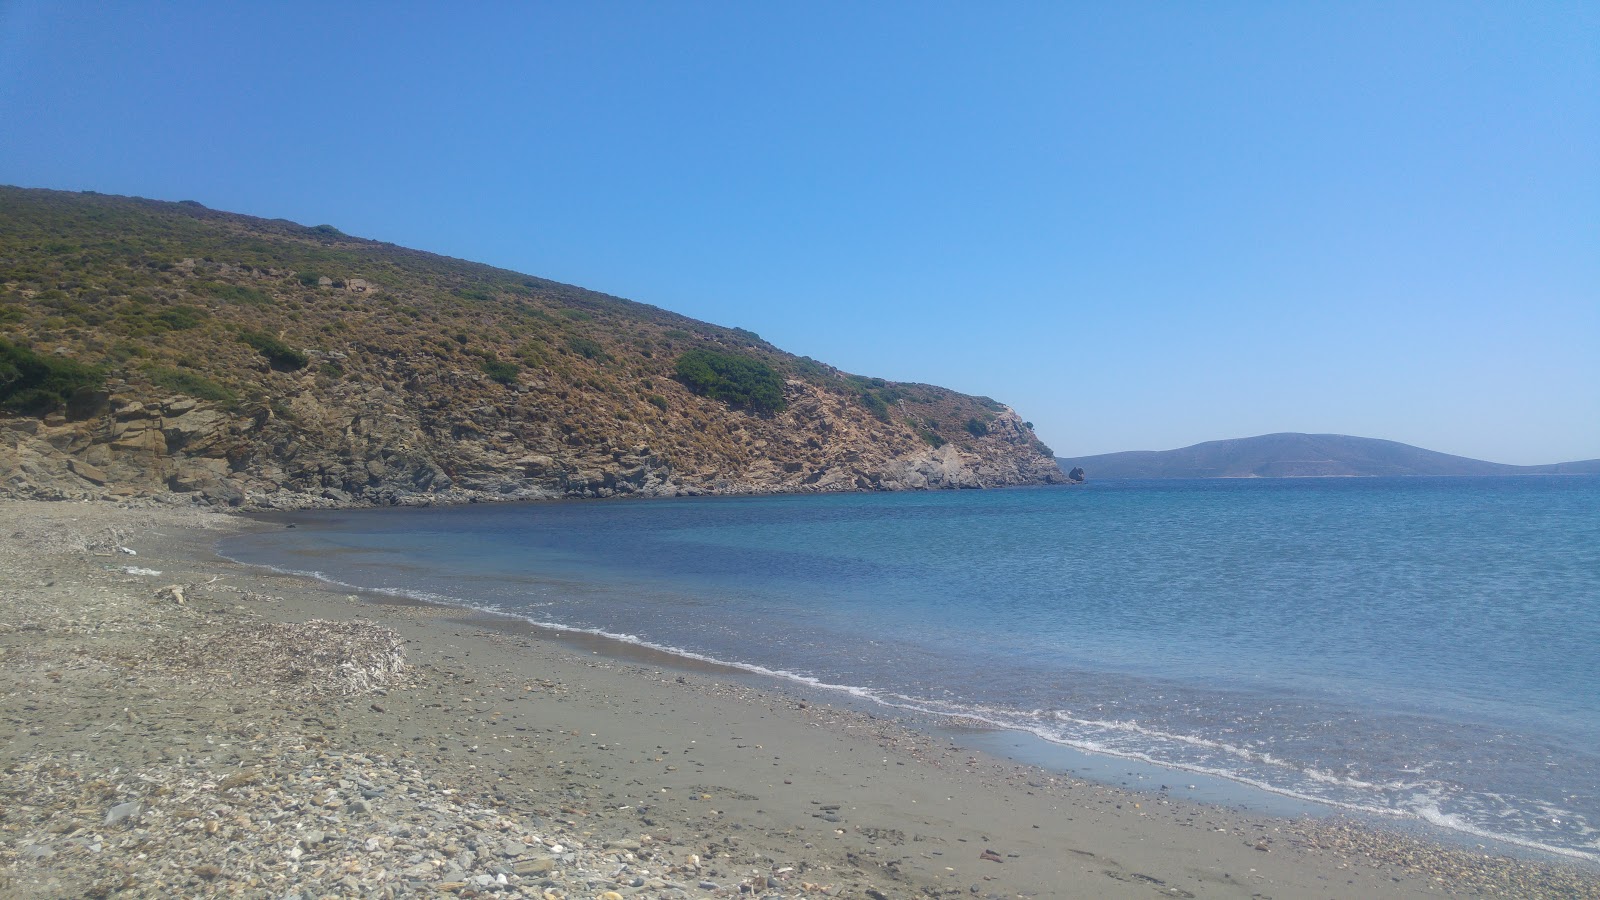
[[364, 591, 1594, 871], [218, 505, 1597, 870], [2, 500, 1596, 898]]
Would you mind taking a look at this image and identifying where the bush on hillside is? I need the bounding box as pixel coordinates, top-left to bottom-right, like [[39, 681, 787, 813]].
[[674, 349, 786, 414], [566, 335, 606, 360], [154, 305, 207, 330], [859, 391, 891, 422], [238, 330, 309, 371], [480, 358, 520, 385], [0, 339, 105, 415], [196, 281, 271, 305], [145, 365, 236, 402]]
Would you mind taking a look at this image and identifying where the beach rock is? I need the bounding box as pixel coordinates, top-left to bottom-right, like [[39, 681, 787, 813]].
[[514, 857, 554, 876], [105, 801, 142, 826], [68, 458, 108, 485]]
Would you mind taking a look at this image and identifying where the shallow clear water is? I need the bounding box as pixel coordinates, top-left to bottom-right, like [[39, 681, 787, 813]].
[[220, 476, 1600, 860]]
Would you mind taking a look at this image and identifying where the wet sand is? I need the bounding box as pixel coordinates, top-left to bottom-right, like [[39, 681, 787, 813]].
[[2, 500, 1595, 898]]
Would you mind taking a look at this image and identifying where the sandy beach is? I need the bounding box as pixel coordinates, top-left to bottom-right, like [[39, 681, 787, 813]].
[[2, 500, 1595, 899]]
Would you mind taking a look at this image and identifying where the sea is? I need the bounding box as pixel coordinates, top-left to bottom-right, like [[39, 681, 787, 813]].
[[218, 475, 1600, 862]]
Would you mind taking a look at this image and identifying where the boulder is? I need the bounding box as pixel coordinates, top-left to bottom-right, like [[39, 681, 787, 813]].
[[67, 459, 108, 485]]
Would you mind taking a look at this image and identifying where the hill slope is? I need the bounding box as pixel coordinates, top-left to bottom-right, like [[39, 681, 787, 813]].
[[0, 187, 1062, 507], [1057, 433, 1600, 479]]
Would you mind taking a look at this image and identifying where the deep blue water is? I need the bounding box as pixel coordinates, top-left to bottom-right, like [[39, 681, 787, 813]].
[[219, 476, 1600, 860]]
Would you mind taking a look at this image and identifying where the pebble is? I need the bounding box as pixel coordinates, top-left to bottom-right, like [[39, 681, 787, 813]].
[[104, 801, 142, 826]]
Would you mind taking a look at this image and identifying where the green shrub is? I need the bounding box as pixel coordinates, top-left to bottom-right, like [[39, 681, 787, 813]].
[[116, 303, 210, 336], [791, 356, 829, 380], [153, 305, 206, 330], [674, 349, 786, 414], [860, 391, 891, 422], [106, 341, 151, 363], [196, 281, 270, 305], [296, 271, 324, 286], [918, 428, 946, 448], [0, 339, 105, 415], [237, 330, 309, 370], [646, 393, 669, 411], [480, 358, 520, 385], [566, 335, 605, 360], [145, 366, 236, 402], [965, 417, 990, 437]]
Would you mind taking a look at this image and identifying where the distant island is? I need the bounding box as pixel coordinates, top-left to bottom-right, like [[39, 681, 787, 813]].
[[1057, 433, 1600, 479]]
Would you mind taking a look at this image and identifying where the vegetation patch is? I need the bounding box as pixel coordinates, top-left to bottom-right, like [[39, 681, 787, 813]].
[[196, 281, 270, 305], [846, 375, 903, 422], [674, 349, 786, 414], [0, 338, 105, 415], [238, 330, 309, 371], [566, 335, 606, 360], [480, 358, 520, 385], [454, 287, 496, 303], [154, 305, 207, 330], [145, 365, 236, 402], [117, 303, 209, 336]]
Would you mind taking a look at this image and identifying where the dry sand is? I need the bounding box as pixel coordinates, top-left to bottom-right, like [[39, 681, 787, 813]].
[[1, 500, 1596, 899]]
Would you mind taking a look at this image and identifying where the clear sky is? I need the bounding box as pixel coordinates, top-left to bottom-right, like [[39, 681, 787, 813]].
[[1, 3, 1595, 464]]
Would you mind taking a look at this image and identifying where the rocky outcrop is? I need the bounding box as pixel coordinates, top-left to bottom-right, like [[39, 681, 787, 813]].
[[1, 377, 1061, 510]]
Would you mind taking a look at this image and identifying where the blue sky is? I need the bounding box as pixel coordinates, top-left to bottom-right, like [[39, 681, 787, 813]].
[[2, 2, 1595, 463]]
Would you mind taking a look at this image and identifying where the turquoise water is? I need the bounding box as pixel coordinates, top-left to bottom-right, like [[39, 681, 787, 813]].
[[220, 476, 1600, 860]]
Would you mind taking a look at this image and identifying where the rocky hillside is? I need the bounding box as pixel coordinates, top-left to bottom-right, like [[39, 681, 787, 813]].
[[0, 187, 1062, 508]]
